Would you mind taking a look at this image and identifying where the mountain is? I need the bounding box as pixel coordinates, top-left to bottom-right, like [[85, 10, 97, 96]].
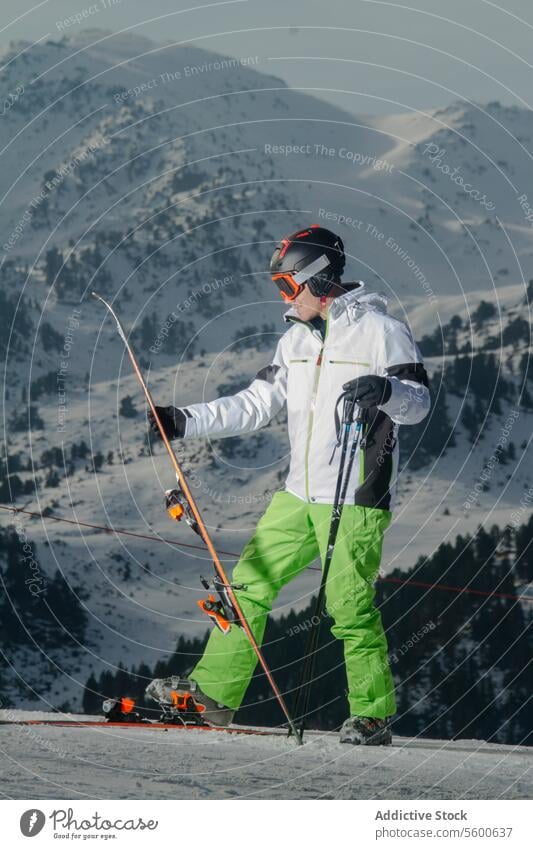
[[0, 30, 532, 715]]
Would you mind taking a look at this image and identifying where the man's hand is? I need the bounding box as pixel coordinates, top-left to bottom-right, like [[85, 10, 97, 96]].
[[342, 375, 392, 408], [147, 405, 188, 440]]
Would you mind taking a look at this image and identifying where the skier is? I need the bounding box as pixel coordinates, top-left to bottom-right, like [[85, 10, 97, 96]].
[[146, 225, 430, 744]]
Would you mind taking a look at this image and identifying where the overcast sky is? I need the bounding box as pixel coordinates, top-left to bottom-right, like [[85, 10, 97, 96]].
[[2, 0, 533, 115]]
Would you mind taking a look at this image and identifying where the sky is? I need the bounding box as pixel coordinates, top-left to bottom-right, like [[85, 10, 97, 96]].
[[1, 0, 533, 114]]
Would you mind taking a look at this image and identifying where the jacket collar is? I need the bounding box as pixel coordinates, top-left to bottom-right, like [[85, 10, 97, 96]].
[[283, 281, 388, 326]]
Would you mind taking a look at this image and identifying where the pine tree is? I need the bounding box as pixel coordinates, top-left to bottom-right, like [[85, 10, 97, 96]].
[[119, 395, 137, 418], [82, 673, 99, 714]]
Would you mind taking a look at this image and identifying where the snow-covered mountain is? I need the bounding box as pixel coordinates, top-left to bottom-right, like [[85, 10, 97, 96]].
[[0, 30, 531, 712]]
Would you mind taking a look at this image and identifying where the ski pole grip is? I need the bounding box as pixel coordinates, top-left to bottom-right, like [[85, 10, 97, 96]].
[[356, 407, 369, 426], [342, 392, 358, 425]]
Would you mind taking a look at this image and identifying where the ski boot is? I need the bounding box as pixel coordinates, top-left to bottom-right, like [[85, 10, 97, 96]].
[[339, 715, 392, 746], [145, 677, 235, 727]]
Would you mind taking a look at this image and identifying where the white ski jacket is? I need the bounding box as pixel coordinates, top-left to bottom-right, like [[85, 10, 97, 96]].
[[182, 284, 430, 511]]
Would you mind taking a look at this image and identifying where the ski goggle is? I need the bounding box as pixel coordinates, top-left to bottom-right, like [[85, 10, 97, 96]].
[[271, 253, 332, 302], [271, 272, 304, 302]]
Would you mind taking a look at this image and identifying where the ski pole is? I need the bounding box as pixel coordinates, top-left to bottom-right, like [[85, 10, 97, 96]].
[[291, 396, 367, 740], [93, 293, 303, 744]]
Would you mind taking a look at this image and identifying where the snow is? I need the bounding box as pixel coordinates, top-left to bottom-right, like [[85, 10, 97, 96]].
[[0, 711, 531, 800]]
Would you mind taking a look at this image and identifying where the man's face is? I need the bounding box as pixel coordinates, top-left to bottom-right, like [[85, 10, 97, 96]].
[[292, 284, 324, 321]]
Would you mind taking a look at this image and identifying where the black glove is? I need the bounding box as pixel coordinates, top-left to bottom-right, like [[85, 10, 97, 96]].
[[147, 405, 188, 440], [342, 375, 392, 408]]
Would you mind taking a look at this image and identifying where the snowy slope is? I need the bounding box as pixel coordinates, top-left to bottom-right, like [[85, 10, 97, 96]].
[[0, 711, 531, 800]]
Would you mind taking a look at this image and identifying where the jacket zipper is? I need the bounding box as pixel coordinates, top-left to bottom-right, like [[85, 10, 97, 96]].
[[304, 316, 329, 502]]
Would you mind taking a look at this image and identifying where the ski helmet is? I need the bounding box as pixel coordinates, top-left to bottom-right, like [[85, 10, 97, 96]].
[[269, 225, 345, 301]]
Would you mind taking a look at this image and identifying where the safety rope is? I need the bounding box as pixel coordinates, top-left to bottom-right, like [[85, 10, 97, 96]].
[[1, 504, 530, 604]]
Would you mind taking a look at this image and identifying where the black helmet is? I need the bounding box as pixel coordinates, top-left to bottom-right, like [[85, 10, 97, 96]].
[[269, 225, 345, 301]]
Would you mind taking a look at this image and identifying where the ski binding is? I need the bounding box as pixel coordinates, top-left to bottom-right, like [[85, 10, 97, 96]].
[[198, 575, 248, 634], [165, 487, 200, 535]]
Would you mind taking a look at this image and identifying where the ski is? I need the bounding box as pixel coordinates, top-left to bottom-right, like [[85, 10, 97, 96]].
[[92, 293, 301, 743], [0, 718, 283, 737], [3, 718, 527, 756]]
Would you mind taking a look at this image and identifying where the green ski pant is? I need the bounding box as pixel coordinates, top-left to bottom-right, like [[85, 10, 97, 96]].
[[191, 490, 396, 718]]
